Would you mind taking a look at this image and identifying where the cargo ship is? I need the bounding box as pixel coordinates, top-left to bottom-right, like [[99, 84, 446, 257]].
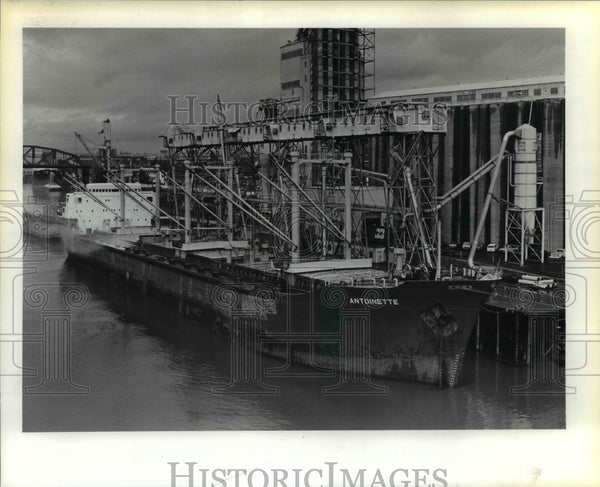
[[54, 119, 539, 388], [61, 196, 495, 388]]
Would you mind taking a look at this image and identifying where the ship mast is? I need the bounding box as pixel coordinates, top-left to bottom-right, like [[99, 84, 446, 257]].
[[102, 119, 126, 230], [102, 118, 111, 173]]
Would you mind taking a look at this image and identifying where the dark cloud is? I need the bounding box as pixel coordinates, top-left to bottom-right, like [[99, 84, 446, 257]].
[[24, 28, 564, 153], [375, 29, 564, 92]]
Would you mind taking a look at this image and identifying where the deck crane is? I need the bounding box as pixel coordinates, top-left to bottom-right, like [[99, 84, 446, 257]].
[[73, 132, 105, 170]]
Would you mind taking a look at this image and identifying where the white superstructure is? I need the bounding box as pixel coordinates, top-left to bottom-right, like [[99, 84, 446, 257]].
[[62, 182, 154, 233]]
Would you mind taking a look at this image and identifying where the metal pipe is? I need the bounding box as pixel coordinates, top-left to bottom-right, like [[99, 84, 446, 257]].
[[62, 173, 124, 223], [403, 166, 433, 268], [227, 162, 234, 245], [154, 164, 161, 230], [434, 155, 499, 211], [255, 172, 324, 225], [184, 162, 192, 243], [468, 126, 523, 268], [171, 165, 179, 222], [344, 152, 352, 260], [234, 167, 248, 240], [351, 167, 390, 184], [269, 156, 350, 245], [161, 171, 228, 227], [435, 220, 442, 280], [107, 173, 186, 230], [193, 169, 295, 247], [291, 152, 300, 262], [218, 95, 234, 246], [119, 164, 126, 228]]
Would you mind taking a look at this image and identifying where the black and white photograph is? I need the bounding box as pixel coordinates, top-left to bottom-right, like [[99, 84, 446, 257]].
[[2, 2, 599, 487]]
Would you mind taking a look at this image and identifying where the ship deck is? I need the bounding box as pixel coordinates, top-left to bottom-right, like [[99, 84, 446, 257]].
[[239, 258, 393, 286], [87, 232, 147, 250], [298, 267, 390, 286]]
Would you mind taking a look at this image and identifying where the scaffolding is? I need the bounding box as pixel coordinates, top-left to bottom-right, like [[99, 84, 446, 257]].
[[358, 29, 375, 99], [389, 132, 439, 270], [296, 28, 374, 113], [504, 207, 545, 265]]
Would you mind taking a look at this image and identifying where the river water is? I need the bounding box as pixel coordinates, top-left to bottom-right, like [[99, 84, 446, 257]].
[[22, 238, 565, 431]]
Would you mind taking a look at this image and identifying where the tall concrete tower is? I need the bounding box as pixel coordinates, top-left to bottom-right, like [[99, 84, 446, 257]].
[[280, 28, 374, 116]]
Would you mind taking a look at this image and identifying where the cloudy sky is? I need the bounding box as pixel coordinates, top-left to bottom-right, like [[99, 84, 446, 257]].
[[23, 28, 564, 154]]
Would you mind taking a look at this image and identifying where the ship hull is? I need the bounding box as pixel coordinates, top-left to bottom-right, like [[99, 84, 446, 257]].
[[63, 232, 495, 387]]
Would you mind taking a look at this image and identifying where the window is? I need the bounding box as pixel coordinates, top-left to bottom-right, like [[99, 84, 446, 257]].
[[77, 197, 82, 203], [281, 48, 302, 60], [457, 92, 476, 102], [433, 95, 452, 102], [551, 87, 559, 94], [411, 97, 429, 103], [281, 80, 300, 90], [534, 88, 542, 96], [507, 89, 529, 97], [482, 92, 502, 100]]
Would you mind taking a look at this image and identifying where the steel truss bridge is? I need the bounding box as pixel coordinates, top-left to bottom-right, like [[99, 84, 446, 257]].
[[23, 145, 89, 170]]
